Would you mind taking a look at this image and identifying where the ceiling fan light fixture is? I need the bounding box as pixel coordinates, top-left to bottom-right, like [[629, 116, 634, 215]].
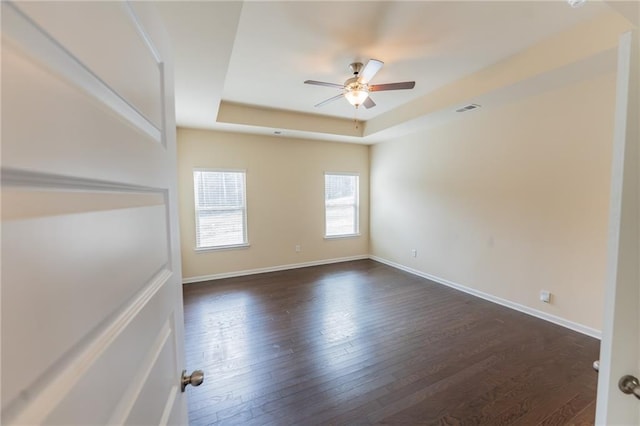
[[345, 89, 369, 107], [344, 79, 370, 107]]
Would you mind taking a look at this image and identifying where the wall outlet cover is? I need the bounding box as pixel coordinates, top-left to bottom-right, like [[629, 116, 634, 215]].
[[540, 290, 551, 303]]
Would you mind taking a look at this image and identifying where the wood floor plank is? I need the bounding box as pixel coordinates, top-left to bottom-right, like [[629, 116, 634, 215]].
[[183, 260, 599, 425], [537, 391, 596, 425], [566, 401, 597, 425]]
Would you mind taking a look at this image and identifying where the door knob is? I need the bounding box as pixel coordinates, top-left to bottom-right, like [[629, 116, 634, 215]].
[[593, 360, 599, 372], [181, 369, 204, 392], [618, 375, 640, 400]]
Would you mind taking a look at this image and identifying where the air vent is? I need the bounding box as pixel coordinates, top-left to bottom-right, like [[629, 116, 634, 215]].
[[456, 104, 481, 113], [567, 0, 586, 8]]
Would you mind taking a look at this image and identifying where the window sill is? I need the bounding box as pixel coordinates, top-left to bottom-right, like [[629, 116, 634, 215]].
[[324, 234, 361, 240], [195, 243, 250, 252]]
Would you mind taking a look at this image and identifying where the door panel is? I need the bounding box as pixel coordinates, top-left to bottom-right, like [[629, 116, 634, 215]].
[[1, 1, 187, 424], [12, 1, 163, 128], [124, 321, 179, 426], [40, 273, 174, 424], [2, 39, 164, 184], [1, 200, 169, 406]]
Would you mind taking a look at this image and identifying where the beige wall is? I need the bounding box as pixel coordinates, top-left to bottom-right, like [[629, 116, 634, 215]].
[[177, 128, 369, 280], [370, 72, 616, 331]]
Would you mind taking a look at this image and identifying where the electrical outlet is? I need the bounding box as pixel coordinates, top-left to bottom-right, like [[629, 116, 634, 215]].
[[411, 249, 417, 258], [295, 245, 301, 253], [540, 290, 551, 303]]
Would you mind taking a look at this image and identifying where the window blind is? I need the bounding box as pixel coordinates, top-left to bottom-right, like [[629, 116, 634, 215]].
[[193, 170, 247, 248], [325, 173, 359, 237]]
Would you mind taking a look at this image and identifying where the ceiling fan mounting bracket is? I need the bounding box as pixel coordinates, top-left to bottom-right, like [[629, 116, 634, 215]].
[[349, 62, 364, 76]]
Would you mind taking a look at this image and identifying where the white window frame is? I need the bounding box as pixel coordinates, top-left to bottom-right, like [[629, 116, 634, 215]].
[[193, 168, 249, 251], [324, 172, 360, 239]]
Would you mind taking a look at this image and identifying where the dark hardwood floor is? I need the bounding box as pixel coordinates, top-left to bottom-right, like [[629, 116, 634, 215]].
[[182, 260, 599, 425]]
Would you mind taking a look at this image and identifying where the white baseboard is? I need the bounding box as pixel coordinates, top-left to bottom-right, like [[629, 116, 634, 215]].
[[369, 255, 602, 340], [182, 253, 601, 340], [182, 255, 369, 284]]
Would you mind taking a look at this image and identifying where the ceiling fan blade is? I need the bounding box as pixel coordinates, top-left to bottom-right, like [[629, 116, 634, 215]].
[[363, 97, 376, 109], [369, 81, 416, 92], [304, 80, 344, 89], [314, 93, 344, 107], [358, 59, 383, 83]]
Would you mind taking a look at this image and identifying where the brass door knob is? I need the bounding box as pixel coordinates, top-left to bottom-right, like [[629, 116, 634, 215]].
[[181, 369, 204, 392]]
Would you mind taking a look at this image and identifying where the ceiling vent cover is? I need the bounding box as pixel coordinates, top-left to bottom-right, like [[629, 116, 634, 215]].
[[456, 104, 481, 113], [567, 0, 587, 8]]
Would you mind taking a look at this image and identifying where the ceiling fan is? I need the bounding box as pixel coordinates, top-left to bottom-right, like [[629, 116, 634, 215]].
[[304, 59, 415, 109]]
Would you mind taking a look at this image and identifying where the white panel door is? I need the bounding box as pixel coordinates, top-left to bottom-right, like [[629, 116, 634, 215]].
[[596, 30, 639, 426], [1, 1, 190, 424]]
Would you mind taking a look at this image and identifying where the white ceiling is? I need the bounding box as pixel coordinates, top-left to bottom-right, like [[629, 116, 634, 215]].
[[156, 0, 613, 143]]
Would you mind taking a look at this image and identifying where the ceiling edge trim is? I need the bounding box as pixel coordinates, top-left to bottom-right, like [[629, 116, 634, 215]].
[[217, 101, 364, 138]]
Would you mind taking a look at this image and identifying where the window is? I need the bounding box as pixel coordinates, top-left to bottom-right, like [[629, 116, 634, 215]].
[[325, 173, 359, 237], [193, 169, 247, 249]]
